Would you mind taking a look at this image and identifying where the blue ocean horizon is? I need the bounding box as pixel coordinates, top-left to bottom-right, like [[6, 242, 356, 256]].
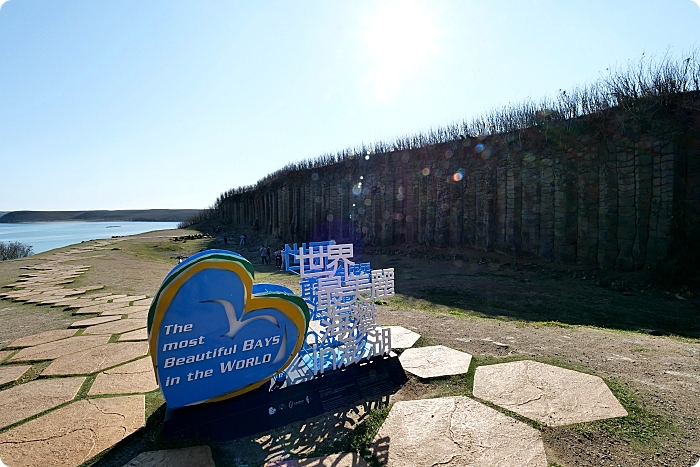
[[0, 221, 181, 255]]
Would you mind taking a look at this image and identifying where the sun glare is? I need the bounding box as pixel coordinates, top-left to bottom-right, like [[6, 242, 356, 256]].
[[363, 0, 439, 101]]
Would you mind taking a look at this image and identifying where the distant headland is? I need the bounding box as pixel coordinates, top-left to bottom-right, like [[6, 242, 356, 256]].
[[0, 209, 200, 223]]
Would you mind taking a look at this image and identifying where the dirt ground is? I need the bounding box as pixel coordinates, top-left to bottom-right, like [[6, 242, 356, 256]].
[[0, 229, 698, 467]]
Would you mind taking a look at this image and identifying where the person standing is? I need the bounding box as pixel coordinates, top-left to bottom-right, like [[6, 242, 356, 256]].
[[240, 234, 245, 246], [260, 245, 267, 264], [275, 247, 282, 269]]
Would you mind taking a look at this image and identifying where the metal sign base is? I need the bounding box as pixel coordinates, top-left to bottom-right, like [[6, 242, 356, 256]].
[[163, 354, 408, 441]]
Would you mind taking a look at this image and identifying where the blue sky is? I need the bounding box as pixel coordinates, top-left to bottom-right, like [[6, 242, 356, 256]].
[[0, 0, 698, 211]]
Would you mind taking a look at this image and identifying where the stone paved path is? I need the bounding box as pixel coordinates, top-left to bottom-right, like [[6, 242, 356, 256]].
[[0, 241, 153, 467]]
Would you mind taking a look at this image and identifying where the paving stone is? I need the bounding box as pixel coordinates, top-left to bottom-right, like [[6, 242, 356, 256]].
[[122, 446, 215, 467], [16, 294, 51, 303], [0, 351, 13, 363], [71, 302, 131, 315], [112, 295, 147, 304], [62, 289, 86, 297], [0, 395, 145, 467], [42, 342, 149, 376], [94, 294, 128, 301], [131, 298, 153, 307], [118, 329, 148, 341], [9, 336, 110, 362], [101, 305, 149, 316], [386, 326, 421, 349], [69, 315, 122, 328], [7, 329, 78, 348], [0, 377, 85, 429], [399, 345, 472, 379], [88, 357, 157, 395], [82, 318, 146, 335], [82, 292, 112, 299], [50, 297, 82, 307], [0, 365, 31, 386], [264, 453, 368, 467], [371, 396, 547, 467], [124, 309, 149, 320], [472, 360, 628, 427], [38, 296, 73, 305]]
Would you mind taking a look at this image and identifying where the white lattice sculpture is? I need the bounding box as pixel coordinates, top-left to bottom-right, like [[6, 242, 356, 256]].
[[285, 241, 394, 376]]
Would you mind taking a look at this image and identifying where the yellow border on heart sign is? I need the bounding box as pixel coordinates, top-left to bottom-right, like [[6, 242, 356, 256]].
[[149, 258, 308, 405]]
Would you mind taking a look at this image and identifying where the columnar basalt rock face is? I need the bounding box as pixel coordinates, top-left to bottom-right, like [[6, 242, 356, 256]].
[[216, 97, 700, 270]]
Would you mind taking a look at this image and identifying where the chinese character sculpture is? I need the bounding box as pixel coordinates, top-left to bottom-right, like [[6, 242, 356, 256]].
[[148, 242, 394, 411], [282, 241, 394, 378]]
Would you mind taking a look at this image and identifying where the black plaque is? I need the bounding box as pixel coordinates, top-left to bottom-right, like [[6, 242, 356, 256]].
[[163, 354, 407, 441]]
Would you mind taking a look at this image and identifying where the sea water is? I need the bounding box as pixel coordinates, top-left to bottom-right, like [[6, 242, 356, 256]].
[[0, 221, 180, 254]]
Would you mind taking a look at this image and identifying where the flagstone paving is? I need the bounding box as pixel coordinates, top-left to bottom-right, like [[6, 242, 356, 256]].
[[88, 357, 158, 395], [118, 329, 148, 341], [7, 329, 77, 348], [125, 309, 149, 320], [0, 365, 31, 386], [82, 318, 146, 335], [371, 396, 548, 467], [386, 325, 421, 349], [122, 445, 215, 467], [94, 294, 128, 301], [42, 342, 149, 376], [0, 377, 85, 430], [9, 336, 110, 362], [472, 360, 628, 427], [50, 297, 84, 307], [265, 453, 369, 467], [112, 295, 148, 304], [0, 351, 12, 363], [81, 292, 113, 299], [398, 345, 472, 379], [38, 296, 75, 305], [0, 395, 145, 467], [102, 305, 149, 316], [71, 302, 131, 315], [69, 315, 122, 327]]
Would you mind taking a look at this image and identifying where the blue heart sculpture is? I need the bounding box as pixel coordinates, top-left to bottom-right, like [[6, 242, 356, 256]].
[[148, 250, 309, 409]]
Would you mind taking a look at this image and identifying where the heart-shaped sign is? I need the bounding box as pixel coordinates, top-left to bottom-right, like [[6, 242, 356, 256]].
[[148, 250, 309, 409]]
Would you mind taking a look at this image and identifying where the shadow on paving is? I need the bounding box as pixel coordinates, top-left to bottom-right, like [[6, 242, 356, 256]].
[[84, 396, 391, 467]]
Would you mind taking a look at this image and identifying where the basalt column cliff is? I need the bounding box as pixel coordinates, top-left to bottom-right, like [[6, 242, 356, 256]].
[[216, 93, 700, 271]]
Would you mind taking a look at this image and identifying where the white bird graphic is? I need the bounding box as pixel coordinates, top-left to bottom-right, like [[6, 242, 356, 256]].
[[203, 299, 279, 338], [202, 299, 288, 364]]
